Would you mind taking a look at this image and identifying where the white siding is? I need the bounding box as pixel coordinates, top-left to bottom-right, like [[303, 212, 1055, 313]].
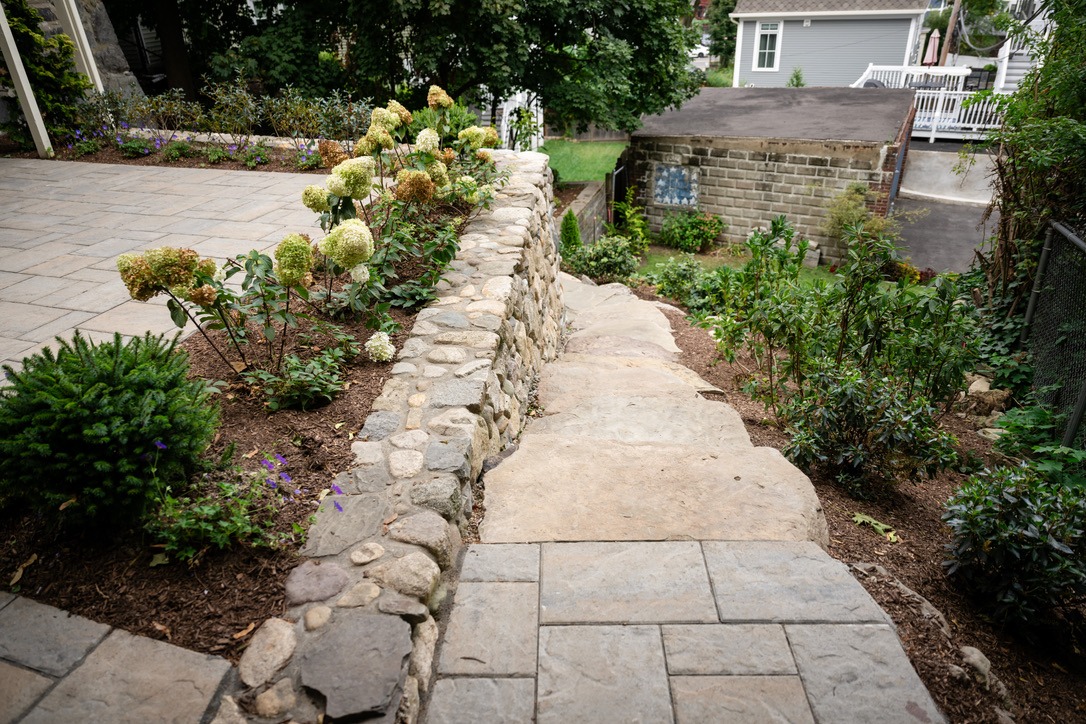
[[736, 18, 915, 87]]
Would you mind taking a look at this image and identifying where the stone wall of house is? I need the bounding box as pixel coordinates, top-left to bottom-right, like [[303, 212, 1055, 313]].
[[216, 151, 563, 724], [565, 181, 606, 246], [628, 136, 898, 265]]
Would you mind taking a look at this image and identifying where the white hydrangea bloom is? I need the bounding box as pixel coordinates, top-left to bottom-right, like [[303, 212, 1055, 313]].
[[349, 263, 370, 284], [416, 128, 440, 154], [365, 331, 395, 362]]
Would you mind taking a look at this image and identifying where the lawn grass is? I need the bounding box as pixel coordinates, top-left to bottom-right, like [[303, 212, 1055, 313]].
[[705, 67, 733, 87], [540, 140, 628, 182]]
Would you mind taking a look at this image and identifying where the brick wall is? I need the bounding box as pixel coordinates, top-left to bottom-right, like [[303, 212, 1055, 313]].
[[628, 136, 898, 265]]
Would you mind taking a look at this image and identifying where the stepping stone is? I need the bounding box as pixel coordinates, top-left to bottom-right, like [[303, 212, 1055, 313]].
[[426, 679, 535, 724], [528, 394, 751, 449], [460, 544, 540, 582], [21, 629, 229, 723], [437, 582, 539, 676], [537, 625, 671, 724], [0, 661, 52, 723], [480, 437, 828, 544], [662, 624, 796, 676], [670, 675, 815, 723], [539, 541, 717, 624], [702, 542, 890, 623], [537, 354, 719, 412], [787, 623, 946, 723], [0, 596, 109, 677]]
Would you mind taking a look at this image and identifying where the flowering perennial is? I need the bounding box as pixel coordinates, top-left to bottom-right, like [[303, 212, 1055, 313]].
[[416, 128, 440, 154], [318, 219, 374, 269], [331, 156, 375, 199], [302, 184, 331, 212], [365, 331, 396, 362], [395, 169, 436, 203], [274, 234, 313, 287], [427, 85, 454, 110]]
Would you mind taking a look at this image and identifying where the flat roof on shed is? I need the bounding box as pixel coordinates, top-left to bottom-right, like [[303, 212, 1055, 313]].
[[633, 87, 915, 144]]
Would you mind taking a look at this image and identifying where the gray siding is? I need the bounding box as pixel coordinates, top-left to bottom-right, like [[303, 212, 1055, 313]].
[[737, 18, 913, 87]]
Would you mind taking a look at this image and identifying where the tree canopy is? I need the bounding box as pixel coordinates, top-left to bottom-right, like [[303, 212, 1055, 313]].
[[104, 0, 701, 133], [704, 0, 737, 63]]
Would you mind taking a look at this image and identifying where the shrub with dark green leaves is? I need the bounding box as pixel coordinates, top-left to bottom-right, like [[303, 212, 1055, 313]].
[[243, 350, 346, 410], [0, 333, 219, 529], [783, 365, 958, 495], [650, 254, 703, 305], [658, 209, 725, 253], [564, 235, 639, 283], [944, 464, 1086, 622]]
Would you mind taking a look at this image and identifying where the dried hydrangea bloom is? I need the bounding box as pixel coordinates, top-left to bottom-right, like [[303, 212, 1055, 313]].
[[365, 331, 396, 362], [326, 173, 350, 198], [439, 148, 457, 166], [349, 263, 370, 284], [302, 184, 331, 212], [428, 85, 454, 110], [395, 169, 436, 203], [458, 125, 486, 150], [117, 253, 157, 301], [482, 126, 500, 148], [371, 107, 400, 133], [426, 160, 449, 188], [318, 139, 349, 168], [188, 284, 218, 306], [416, 128, 440, 154], [274, 233, 313, 287], [475, 149, 493, 165], [331, 156, 375, 199], [387, 100, 413, 126], [319, 219, 374, 269]]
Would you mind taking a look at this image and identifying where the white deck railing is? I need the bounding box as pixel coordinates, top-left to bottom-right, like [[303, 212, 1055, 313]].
[[912, 89, 1006, 142], [850, 64, 972, 91]]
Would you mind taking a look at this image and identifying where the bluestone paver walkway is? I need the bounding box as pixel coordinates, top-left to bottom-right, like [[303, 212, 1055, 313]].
[[425, 275, 945, 723], [0, 158, 316, 722], [0, 158, 316, 373]]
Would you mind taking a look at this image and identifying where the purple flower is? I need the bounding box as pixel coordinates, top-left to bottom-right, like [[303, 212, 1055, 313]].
[[154, 441, 167, 450], [266, 477, 277, 489], [293, 489, 301, 495], [331, 483, 344, 495], [261, 458, 275, 471], [275, 453, 287, 465], [280, 472, 293, 483], [333, 500, 343, 512]]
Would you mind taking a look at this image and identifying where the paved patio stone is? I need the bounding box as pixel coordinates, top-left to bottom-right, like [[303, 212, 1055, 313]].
[[80, 300, 180, 336], [21, 628, 230, 724], [0, 661, 53, 723], [539, 541, 716, 624], [0, 596, 109, 677], [787, 624, 946, 724], [702, 541, 890, 623], [460, 544, 540, 582], [0, 591, 14, 608], [670, 676, 815, 724], [426, 678, 536, 724], [662, 624, 796, 675], [438, 582, 538, 676], [537, 625, 671, 724]]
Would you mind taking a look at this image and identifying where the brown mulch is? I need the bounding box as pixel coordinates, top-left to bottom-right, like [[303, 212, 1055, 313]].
[[552, 183, 585, 217], [636, 288, 1086, 724], [0, 309, 412, 663]]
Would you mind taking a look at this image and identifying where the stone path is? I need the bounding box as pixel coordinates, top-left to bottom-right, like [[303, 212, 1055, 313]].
[[425, 275, 945, 723], [0, 158, 315, 373]]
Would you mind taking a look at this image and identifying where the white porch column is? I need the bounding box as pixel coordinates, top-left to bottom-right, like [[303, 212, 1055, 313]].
[[53, 0, 104, 92], [0, 3, 54, 158]]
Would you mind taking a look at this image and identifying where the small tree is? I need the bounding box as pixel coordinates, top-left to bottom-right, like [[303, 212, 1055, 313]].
[[705, 0, 738, 62], [786, 68, 806, 87], [560, 210, 582, 260]]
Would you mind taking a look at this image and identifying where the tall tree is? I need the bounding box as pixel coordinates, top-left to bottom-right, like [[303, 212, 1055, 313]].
[[705, 0, 737, 64]]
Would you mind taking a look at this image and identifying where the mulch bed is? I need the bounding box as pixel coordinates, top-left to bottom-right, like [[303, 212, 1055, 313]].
[[637, 288, 1086, 724], [0, 309, 413, 663]]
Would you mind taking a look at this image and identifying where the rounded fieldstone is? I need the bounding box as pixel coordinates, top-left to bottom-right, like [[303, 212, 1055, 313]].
[[350, 542, 386, 566], [389, 450, 425, 478], [238, 618, 296, 688], [377, 592, 430, 624], [304, 605, 332, 631], [388, 510, 456, 568], [427, 347, 467, 364], [411, 475, 462, 520], [365, 552, 441, 600], [337, 581, 382, 608], [285, 561, 349, 605], [254, 678, 297, 718], [390, 430, 429, 449]]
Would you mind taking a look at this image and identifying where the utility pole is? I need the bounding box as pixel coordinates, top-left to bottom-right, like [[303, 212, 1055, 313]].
[[938, 0, 963, 66]]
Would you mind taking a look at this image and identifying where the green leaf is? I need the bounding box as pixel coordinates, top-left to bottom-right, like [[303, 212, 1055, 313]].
[[166, 299, 187, 329]]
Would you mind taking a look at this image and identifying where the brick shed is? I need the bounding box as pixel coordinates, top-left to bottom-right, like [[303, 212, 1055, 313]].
[[628, 87, 916, 265]]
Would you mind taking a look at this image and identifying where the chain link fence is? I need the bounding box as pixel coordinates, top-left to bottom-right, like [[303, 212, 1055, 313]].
[[1023, 220, 1086, 449]]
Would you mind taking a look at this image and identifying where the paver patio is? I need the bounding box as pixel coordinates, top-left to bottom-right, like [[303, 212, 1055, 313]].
[[0, 158, 316, 373]]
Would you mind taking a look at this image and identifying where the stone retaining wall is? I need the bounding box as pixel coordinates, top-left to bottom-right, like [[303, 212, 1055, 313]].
[[629, 136, 899, 265], [218, 151, 562, 723]]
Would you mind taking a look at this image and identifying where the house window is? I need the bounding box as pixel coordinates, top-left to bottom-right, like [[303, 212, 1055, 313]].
[[754, 22, 780, 71]]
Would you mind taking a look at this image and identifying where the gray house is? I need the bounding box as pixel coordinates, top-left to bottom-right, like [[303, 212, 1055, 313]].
[[730, 0, 930, 87]]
